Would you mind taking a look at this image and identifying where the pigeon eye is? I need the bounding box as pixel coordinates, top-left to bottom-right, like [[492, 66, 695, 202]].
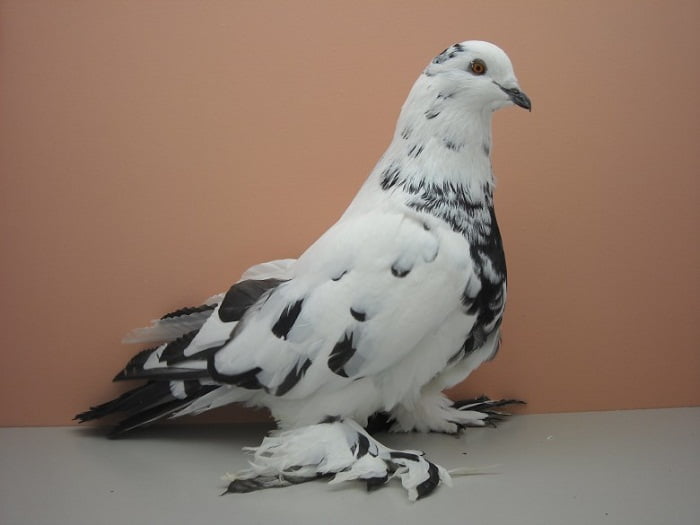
[[469, 59, 487, 75]]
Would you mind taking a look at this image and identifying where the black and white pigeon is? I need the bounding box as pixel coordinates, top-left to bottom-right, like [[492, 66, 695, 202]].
[[76, 40, 531, 500]]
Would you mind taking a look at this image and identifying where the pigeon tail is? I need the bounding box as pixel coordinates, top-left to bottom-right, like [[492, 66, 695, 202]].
[[74, 380, 220, 436]]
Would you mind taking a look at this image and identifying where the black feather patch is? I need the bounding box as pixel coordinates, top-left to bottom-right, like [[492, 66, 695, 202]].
[[113, 347, 158, 380], [432, 43, 465, 64], [328, 332, 357, 377], [444, 139, 464, 152], [76, 379, 214, 433], [74, 382, 172, 423], [275, 358, 312, 396], [183, 379, 205, 397], [271, 299, 304, 340], [159, 330, 198, 364], [451, 397, 525, 428], [161, 303, 216, 320], [108, 399, 189, 437], [364, 411, 393, 434], [353, 434, 370, 458], [380, 164, 402, 190], [113, 342, 212, 381], [331, 270, 348, 282], [415, 462, 440, 499], [407, 144, 424, 158], [365, 475, 389, 492], [223, 478, 270, 494], [107, 384, 217, 437], [76, 379, 218, 435], [390, 451, 420, 461], [222, 474, 322, 495], [447, 347, 465, 366], [391, 263, 411, 278], [113, 366, 208, 382], [206, 361, 264, 390], [218, 278, 283, 323], [350, 308, 366, 322]]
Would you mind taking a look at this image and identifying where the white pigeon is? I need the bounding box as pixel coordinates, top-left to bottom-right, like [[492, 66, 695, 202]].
[[77, 40, 531, 500]]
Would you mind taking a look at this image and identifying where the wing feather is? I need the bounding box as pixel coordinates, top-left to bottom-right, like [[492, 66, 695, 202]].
[[208, 207, 474, 399]]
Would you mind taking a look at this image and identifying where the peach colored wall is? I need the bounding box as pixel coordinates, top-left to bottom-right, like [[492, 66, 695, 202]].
[[1, 1, 698, 427]]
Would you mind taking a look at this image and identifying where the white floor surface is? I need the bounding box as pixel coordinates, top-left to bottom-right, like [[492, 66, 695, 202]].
[[1, 407, 698, 525]]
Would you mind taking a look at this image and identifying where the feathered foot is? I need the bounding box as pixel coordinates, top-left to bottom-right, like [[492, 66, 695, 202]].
[[222, 418, 451, 501], [367, 394, 525, 434]]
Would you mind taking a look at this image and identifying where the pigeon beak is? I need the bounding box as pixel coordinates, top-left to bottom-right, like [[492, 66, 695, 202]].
[[503, 87, 532, 111], [495, 82, 532, 111]]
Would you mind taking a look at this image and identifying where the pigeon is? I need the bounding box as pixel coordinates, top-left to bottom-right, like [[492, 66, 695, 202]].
[[76, 40, 531, 501]]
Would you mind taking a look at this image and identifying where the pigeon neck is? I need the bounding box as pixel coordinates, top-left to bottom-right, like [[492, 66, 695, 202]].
[[343, 77, 499, 223], [373, 81, 496, 206]]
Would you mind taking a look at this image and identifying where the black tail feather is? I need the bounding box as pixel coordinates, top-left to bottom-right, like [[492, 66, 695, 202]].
[[452, 395, 526, 411], [74, 380, 219, 435], [113, 342, 211, 381], [74, 382, 172, 423], [160, 303, 216, 320], [364, 395, 526, 434], [113, 367, 209, 382], [107, 384, 218, 437], [159, 330, 199, 364], [453, 396, 526, 425], [79, 278, 287, 434]]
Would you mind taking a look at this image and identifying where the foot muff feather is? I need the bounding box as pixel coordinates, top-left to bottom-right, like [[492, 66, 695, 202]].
[[222, 418, 451, 501]]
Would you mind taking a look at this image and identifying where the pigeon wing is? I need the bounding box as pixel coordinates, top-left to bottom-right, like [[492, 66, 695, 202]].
[[208, 206, 474, 399]]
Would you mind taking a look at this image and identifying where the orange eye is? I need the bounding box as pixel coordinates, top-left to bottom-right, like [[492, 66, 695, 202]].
[[470, 59, 487, 75]]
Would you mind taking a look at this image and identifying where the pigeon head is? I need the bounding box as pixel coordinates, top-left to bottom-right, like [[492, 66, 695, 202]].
[[422, 40, 531, 113], [381, 41, 529, 196]]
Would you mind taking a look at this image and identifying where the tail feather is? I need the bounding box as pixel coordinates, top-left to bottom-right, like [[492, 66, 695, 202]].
[[107, 399, 196, 437], [122, 309, 216, 345], [113, 365, 208, 382], [75, 380, 221, 435], [108, 383, 220, 437], [112, 344, 209, 382], [122, 294, 224, 345], [74, 382, 173, 423], [121, 259, 295, 345], [79, 271, 293, 435]]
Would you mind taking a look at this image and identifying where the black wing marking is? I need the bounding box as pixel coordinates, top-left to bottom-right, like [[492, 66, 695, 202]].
[[219, 278, 284, 323]]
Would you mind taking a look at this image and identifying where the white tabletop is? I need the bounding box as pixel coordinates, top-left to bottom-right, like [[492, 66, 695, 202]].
[[1, 407, 698, 525]]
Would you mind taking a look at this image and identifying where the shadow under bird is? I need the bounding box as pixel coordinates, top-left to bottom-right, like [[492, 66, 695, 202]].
[[77, 40, 531, 500]]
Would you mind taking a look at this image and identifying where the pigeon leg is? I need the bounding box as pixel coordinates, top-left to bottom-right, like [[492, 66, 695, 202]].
[[223, 418, 451, 501]]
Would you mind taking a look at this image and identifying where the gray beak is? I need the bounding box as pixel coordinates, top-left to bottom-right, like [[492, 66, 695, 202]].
[[496, 82, 532, 111], [503, 86, 532, 111]]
